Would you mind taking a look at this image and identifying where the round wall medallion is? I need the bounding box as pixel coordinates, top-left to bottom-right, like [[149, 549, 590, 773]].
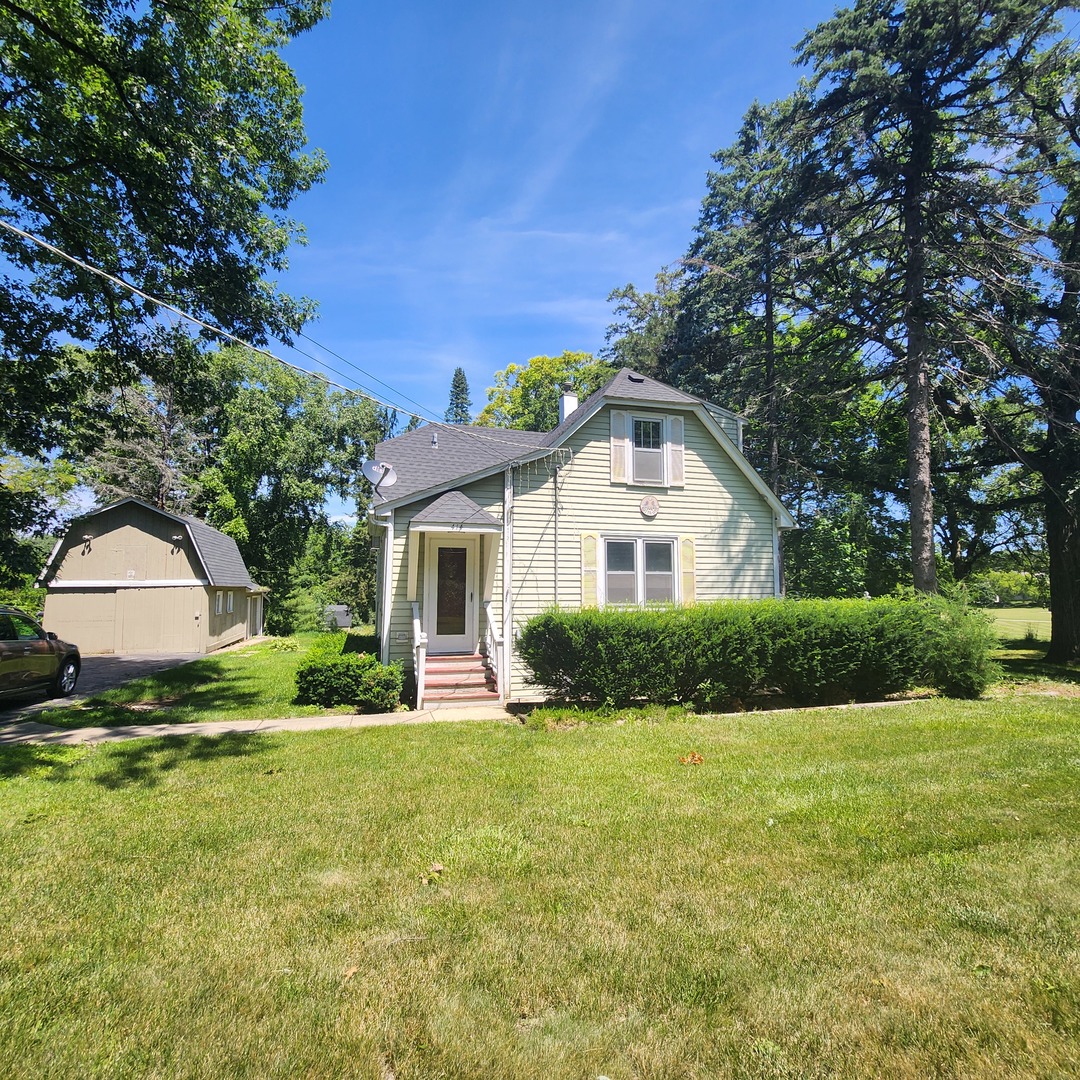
[[639, 495, 660, 519]]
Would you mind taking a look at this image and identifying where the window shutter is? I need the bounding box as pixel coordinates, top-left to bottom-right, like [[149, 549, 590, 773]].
[[668, 415, 685, 487], [581, 532, 599, 607], [610, 410, 629, 483], [680, 537, 696, 604]]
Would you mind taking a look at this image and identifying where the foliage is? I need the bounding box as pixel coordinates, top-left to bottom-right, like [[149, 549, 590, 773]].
[[444, 367, 472, 424], [476, 352, 616, 431], [0, 0, 328, 462], [342, 629, 379, 655], [294, 651, 402, 712], [518, 598, 997, 708], [967, 570, 1050, 608]]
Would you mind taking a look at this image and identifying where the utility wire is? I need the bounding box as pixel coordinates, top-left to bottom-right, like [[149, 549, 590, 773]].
[[0, 217, 559, 454]]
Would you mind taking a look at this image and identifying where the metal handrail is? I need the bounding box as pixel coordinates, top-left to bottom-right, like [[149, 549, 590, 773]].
[[411, 601, 428, 709]]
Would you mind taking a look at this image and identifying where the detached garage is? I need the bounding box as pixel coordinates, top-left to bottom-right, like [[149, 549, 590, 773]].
[[38, 498, 267, 655]]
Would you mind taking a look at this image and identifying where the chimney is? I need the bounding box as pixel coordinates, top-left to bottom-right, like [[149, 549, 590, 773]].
[[558, 381, 578, 423]]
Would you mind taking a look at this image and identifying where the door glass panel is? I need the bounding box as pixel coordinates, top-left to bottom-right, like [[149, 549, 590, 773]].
[[436, 547, 468, 636]]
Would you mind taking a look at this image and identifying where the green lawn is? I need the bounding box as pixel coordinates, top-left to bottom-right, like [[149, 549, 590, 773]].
[[992, 606, 1052, 643], [29, 633, 356, 729], [2, 696, 1077, 1077]]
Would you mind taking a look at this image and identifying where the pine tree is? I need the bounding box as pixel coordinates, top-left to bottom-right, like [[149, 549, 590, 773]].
[[444, 367, 472, 424]]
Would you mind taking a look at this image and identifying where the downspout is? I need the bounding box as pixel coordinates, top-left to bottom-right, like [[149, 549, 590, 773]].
[[503, 466, 514, 696], [553, 463, 560, 607], [371, 508, 394, 665]]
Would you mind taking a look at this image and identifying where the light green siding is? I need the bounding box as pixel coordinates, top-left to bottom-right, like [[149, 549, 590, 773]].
[[504, 406, 779, 697], [382, 405, 783, 703], [384, 475, 506, 673]]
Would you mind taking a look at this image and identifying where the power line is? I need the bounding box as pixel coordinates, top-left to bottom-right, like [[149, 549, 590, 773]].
[[0, 217, 558, 454]]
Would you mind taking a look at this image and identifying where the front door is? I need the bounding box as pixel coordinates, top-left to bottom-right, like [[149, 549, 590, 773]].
[[425, 536, 479, 654]]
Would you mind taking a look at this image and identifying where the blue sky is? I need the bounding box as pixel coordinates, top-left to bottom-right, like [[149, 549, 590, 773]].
[[278, 0, 838, 425]]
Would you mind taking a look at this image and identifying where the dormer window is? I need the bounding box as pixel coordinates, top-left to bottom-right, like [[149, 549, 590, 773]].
[[633, 418, 664, 484], [610, 409, 684, 487]]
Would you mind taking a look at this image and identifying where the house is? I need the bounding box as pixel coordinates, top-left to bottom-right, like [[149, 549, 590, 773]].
[[38, 498, 267, 655], [369, 368, 796, 707]]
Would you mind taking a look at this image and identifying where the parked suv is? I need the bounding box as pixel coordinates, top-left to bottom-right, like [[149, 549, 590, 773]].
[[0, 606, 80, 700]]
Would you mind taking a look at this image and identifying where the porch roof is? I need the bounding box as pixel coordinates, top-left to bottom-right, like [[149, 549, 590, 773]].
[[408, 490, 502, 531]]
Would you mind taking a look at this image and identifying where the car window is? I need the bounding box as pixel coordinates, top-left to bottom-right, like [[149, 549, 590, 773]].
[[9, 614, 44, 641], [0, 615, 17, 641]]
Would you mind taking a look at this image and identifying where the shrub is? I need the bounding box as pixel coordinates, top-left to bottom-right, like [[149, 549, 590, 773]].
[[342, 629, 379, 655], [295, 652, 403, 712], [517, 597, 997, 709]]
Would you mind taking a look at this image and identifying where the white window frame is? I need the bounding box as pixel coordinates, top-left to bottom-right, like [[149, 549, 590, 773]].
[[226, 591, 234, 614], [215, 591, 224, 616], [601, 535, 678, 607], [631, 415, 666, 486]]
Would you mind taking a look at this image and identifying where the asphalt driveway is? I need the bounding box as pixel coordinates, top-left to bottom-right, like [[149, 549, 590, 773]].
[[0, 652, 201, 724]]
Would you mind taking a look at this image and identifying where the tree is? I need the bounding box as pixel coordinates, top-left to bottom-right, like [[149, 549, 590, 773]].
[[444, 367, 472, 424], [476, 352, 616, 430], [794, 0, 1070, 593], [0, 0, 327, 461]]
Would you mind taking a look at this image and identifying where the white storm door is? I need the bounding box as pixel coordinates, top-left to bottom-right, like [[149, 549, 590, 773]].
[[425, 535, 479, 654]]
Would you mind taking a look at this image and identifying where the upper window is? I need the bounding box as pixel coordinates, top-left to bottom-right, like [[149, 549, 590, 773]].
[[632, 418, 665, 484], [604, 538, 676, 605]]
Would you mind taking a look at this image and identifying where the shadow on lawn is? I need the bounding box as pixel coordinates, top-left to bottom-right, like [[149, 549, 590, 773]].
[[38, 659, 271, 729], [91, 732, 273, 789], [0, 732, 273, 788], [996, 638, 1080, 686]]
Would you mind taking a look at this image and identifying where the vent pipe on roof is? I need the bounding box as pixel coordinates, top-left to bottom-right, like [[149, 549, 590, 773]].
[[558, 381, 578, 423]]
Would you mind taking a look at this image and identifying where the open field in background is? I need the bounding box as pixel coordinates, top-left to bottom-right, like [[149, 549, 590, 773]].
[[991, 607, 1051, 643], [2, 697, 1078, 1078]]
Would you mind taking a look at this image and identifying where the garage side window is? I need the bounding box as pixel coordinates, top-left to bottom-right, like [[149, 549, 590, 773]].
[[226, 592, 234, 614], [215, 591, 224, 616]]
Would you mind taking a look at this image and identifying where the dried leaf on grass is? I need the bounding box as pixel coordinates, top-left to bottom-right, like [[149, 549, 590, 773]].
[[679, 751, 704, 765]]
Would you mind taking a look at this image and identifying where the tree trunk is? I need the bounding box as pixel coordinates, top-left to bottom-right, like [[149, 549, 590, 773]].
[[902, 97, 938, 594], [1044, 483, 1080, 663]]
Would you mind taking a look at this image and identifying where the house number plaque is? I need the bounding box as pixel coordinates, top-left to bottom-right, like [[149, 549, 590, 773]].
[[639, 495, 659, 519]]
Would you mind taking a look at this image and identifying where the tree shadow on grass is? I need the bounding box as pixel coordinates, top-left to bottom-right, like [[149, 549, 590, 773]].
[[0, 742, 88, 780], [995, 639, 1080, 686], [91, 732, 275, 789], [38, 659, 273, 729]]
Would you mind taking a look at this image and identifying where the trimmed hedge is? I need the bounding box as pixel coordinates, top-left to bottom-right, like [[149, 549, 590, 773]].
[[295, 650, 403, 712], [517, 597, 998, 709]]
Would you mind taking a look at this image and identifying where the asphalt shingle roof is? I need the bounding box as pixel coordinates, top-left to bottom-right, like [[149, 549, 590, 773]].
[[180, 513, 258, 588], [409, 490, 502, 529], [373, 369, 739, 509]]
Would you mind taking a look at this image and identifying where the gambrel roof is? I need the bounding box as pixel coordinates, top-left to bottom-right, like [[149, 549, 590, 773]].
[[372, 368, 792, 527], [38, 498, 260, 589]]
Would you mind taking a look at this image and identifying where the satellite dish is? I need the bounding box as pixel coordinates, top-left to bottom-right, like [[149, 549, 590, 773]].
[[362, 460, 398, 494]]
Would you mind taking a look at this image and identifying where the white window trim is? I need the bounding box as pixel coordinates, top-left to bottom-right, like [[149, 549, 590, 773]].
[[600, 534, 679, 607], [226, 591, 234, 614], [215, 590, 224, 615], [631, 414, 667, 487]]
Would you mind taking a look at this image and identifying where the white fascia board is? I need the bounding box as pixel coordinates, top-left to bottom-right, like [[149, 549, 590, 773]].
[[376, 447, 557, 514], [46, 579, 211, 588], [407, 522, 502, 534], [695, 411, 797, 529], [36, 534, 66, 584]]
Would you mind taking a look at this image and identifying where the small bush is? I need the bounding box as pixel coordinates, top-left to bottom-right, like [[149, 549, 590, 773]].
[[342, 629, 379, 655], [517, 597, 997, 709], [295, 652, 403, 712]]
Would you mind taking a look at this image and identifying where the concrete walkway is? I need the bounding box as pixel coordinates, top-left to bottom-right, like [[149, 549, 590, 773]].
[[0, 705, 512, 745]]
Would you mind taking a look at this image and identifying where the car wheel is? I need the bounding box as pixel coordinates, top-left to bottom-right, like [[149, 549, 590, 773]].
[[53, 658, 79, 697]]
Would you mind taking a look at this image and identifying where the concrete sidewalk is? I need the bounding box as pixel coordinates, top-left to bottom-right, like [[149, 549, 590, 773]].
[[0, 705, 512, 745]]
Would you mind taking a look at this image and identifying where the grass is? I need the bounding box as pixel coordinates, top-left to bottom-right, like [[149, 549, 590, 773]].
[[25, 632, 360, 730], [2, 696, 1078, 1077], [991, 606, 1051, 643]]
